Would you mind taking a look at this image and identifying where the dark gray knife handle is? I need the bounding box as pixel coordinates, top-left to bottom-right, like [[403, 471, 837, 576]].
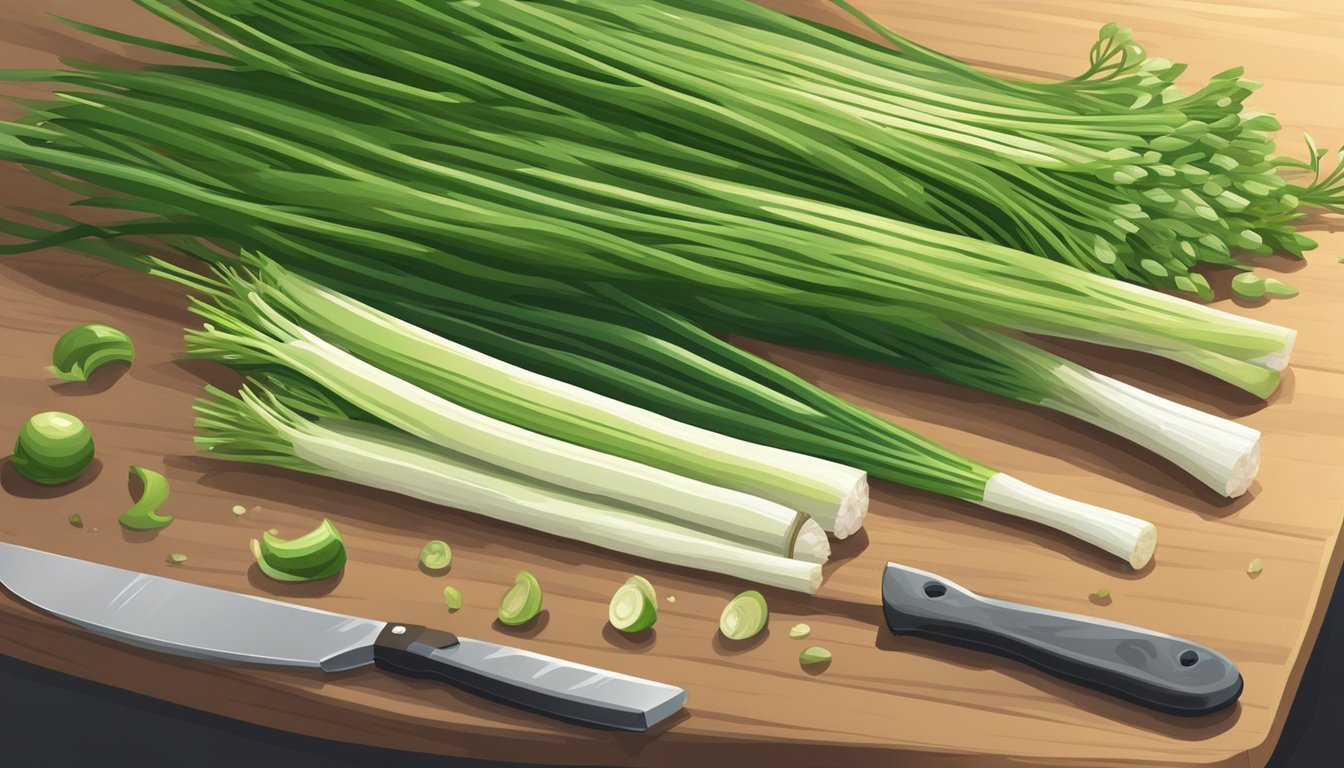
[[881, 564, 1243, 716]]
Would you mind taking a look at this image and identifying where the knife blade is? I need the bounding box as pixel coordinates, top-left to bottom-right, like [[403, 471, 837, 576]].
[[881, 562, 1243, 716], [0, 541, 686, 731]]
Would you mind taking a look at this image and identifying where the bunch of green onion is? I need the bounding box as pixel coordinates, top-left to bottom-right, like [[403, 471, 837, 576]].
[[0, 35, 1297, 396], [172, 256, 1157, 572], [108, 0, 1341, 294], [0, 0, 1302, 580]]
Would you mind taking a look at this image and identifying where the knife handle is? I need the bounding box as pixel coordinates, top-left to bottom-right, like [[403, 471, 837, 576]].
[[881, 564, 1243, 716], [372, 623, 685, 731]]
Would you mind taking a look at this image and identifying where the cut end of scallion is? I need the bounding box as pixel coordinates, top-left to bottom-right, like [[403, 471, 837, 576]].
[[981, 473, 1157, 569], [832, 475, 870, 540], [793, 518, 831, 565], [1045, 365, 1261, 498]]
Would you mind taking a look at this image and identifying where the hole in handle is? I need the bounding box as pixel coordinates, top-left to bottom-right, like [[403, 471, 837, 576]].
[[923, 582, 947, 598], [1179, 650, 1199, 667]]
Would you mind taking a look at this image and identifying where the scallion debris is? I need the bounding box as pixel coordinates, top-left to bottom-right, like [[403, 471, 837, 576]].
[[419, 540, 452, 572], [497, 571, 543, 627], [720, 591, 769, 641], [118, 465, 172, 530], [49, 323, 133, 382]]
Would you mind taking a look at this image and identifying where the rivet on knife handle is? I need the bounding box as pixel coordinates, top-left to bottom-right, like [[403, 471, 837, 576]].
[[881, 563, 1243, 716]]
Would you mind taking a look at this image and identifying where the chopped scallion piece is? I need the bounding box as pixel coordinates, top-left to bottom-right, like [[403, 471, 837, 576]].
[[68, 514, 83, 528], [1263, 279, 1298, 298], [719, 590, 768, 641], [167, 553, 187, 564], [231, 504, 247, 516], [443, 585, 462, 611], [1231, 273, 1266, 299], [788, 623, 811, 640], [497, 571, 543, 626], [253, 518, 346, 582], [1248, 558, 1264, 576], [10, 412, 95, 486], [419, 540, 452, 571], [118, 465, 173, 530], [608, 575, 658, 633], [799, 646, 831, 666], [49, 323, 134, 382]]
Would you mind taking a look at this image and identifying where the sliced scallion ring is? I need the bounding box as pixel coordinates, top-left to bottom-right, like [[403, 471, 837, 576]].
[[419, 539, 452, 571], [608, 575, 658, 633], [253, 518, 346, 582], [497, 570, 543, 626], [719, 590, 768, 641]]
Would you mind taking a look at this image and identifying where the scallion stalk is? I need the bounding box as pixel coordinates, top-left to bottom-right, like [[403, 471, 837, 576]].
[[182, 275, 828, 564], [194, 386, 824, 593]]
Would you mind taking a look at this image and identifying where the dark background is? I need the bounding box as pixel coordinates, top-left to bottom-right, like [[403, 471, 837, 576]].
[[2, 571, 1340, 768]]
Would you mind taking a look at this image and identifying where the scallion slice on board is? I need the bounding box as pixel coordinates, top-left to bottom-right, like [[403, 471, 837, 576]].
[[720, 591, 769, 641]]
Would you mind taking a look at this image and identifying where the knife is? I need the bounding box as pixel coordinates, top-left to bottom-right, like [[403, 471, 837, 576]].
[[881, 562, 1243, 716], [0, 542, 686, 731]]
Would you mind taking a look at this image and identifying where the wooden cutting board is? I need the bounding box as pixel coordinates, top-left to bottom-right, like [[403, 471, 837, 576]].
[[1, 1, 1342, 766]]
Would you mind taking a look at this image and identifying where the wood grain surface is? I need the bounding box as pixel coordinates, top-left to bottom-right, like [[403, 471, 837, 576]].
[[0, 1, 1341, 766]]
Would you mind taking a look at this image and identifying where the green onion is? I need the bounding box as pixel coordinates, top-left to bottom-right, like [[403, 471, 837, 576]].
[[10, 412, 95, 485], [419, 540, 452, 572], [181, 266, 828, 564], [118, 465, 173, 530], [799, 647, 832, 666], [231, 504, 247, 516], [194, 385, 824, 593], [167, 553, 188, 564], [68, 514, 83, 528], [720, 590, 769, 641], [252, 518, 346, 582], [49, 323, 134, 382], [788, 623, 811, 640], [0, 19, 1300, 392], [1247, 558, 1264, 576], [497, 571, 543, 627], [677, 298, 1264, 496], [443, 585, 462, 611], [383, 290, 1161, 564], [206, 255, 867, 538], [609, 576, 658, 634]]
